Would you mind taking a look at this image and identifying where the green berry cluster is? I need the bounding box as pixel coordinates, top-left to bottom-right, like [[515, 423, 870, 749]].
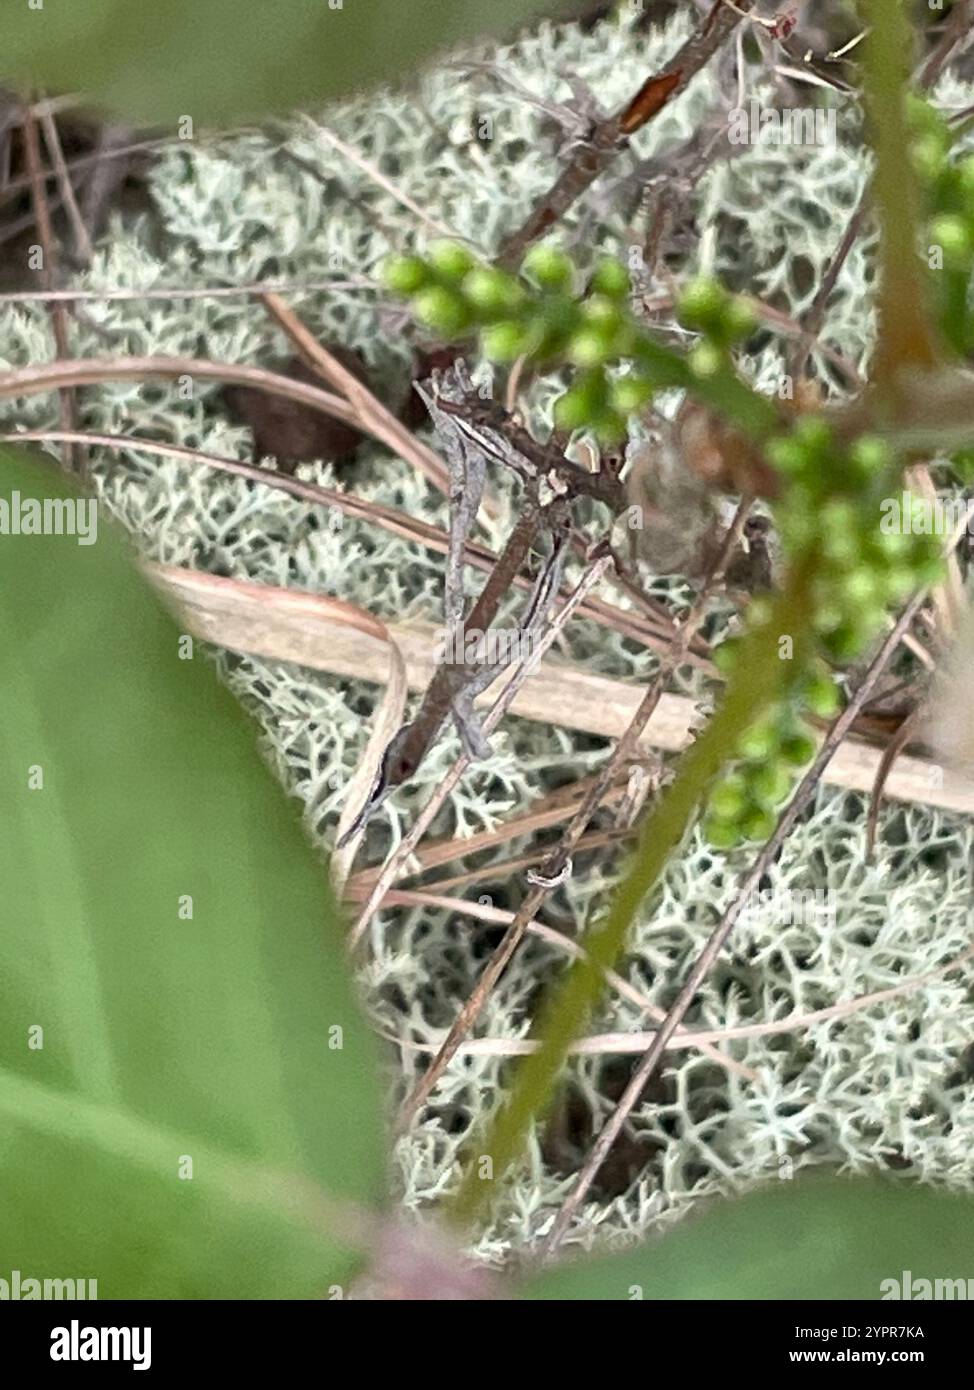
[[909, 96, 974, 356], [677, 275, 759, 377], [382, 243, 765, 445], [704, 616, 840, 848], [702, 419, 943, 849], [386, 243, 944, 856], [767, 420, 942, 663]]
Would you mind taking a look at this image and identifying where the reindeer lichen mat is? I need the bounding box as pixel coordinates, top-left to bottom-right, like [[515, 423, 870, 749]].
[[2, 3, 974, 1264]]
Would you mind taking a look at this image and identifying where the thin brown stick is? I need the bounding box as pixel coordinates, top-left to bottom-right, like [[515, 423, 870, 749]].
[[540, 586, 930, 1255], [347, 552, 613, 949], [788, 196, 870, 382], [0, 277, 373, 304], [397, 498, 753, 1129], [38, 107, 94, 263], [348, 772, 635, 893], [919, 0, 973, 88], [387, 937, 974, 1058], [370, 888, 755, 1080], [865, 709, 918, 862], [258, 291, 452, 496], [20, 100, 80, 475], [300, 120, 471, 245], [0, 427, 682, 657]]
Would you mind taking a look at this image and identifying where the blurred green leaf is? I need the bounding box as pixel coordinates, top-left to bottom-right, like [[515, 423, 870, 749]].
[[520, 1181, 974, 1300], [0, 448, 384, 1298], [4, 0, 569, 125]]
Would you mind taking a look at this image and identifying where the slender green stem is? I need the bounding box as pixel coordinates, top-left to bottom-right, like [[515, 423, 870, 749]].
[[447, 563, 816, 1230], [859, 0, 938, 388]]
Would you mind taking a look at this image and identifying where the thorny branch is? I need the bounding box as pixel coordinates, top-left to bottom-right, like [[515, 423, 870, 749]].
[[496, 0, 755, 268]]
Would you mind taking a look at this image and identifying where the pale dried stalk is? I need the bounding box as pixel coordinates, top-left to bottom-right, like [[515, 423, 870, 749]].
[[258, 291, 452, 498], [1, 428, 680, 655], [363, 887, 755, 1081], [142, 565, 974, 818], [386, 937, 974, 1058]]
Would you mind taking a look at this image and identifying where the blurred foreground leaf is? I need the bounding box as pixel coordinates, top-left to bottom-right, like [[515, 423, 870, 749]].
[[520, 1181, 974, 1300], [0, 448, 384, 1298], [4, 0, 567, 124]]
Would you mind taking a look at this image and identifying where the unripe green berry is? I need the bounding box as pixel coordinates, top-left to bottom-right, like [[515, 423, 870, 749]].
[[581, 294, 624, 330], [737, 719, 778, 761], [553, 391, 589, 432], [747, 763, 793, 809], [703, 816, 744, 850], [767, 437, 809, 477], [780, 730, 817, 766], [382, 254, 431, 295], [689, 341, 724, 378], [709, 772, 748, 821], [427, 240, 476, 282], [553, 371, 606, 430], [678, 275, 728, 332], [839, 568, 882, 607], [568, 328, 613, 368], [590, 257, 631, 300], [521, 243, 574, 292], [849, 435, 892, 479], [481, 320, 531, 362], [462, 267, 525, 317], [413, 285, 471, 336], [610, 373, 655, 413], [880, 566, 917, 601], [822, 621, 867, 663], [803, 672, 841, 719], [792, 415, 833, 459], [930, 214, 974, 270], [822, 529, 861, 567], [723, 296, 758, 343], [811, 601, 843, 635], [740, 807, 778, 842], [872, 525, 911, 560], [907, 94, 951, 148], [592, 408, 627, 447], [911, 134, 947, 182]]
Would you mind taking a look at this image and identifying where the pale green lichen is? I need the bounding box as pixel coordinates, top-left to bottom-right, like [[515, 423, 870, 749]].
[[2, 7, 974, 1261]]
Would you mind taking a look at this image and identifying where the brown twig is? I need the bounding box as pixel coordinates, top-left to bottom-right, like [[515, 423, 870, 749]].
[[0, 276, 375, 304], [20, 99, 80, 476], [386, 937, 974, 1059], [865, 709, 919, 862], [396, 497, 753, 1129], [38, 107, 94, 264], [788, 195, 870, 383], [540, 585, 931, 1255], [364, 887, 756, 1081], [918, 0, 974, 88], [347, 551, 613, 949], [496, 0, 754, 268]]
